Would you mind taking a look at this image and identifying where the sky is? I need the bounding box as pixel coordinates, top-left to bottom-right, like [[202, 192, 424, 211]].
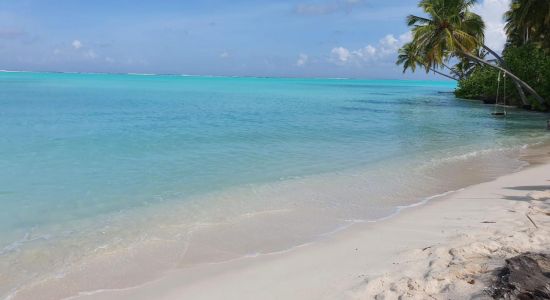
[[0, 0, 511, 78]]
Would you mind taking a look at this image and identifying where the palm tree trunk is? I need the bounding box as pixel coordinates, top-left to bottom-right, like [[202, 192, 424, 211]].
[[429, 68, 458, 81], [462, 52, 545, 105], [441, 63, 462, 79], [482, 45, 529, 106], [441, 63, 453, 71]]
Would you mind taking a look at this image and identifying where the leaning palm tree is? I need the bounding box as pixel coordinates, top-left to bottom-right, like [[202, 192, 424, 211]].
[[403, 0, 544, 105], [396, 42, 457, 80], [450, 60, 473, 80], [450, 48, 487, 79]]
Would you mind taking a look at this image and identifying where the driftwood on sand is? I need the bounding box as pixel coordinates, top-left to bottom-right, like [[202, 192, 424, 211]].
[[488, 252, 550, 299]]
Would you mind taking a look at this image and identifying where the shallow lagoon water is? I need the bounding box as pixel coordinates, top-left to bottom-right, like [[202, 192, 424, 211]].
[[0, 72, 549, 298]]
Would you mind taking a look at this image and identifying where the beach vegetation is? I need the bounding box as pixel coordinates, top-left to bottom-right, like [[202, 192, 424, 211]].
[[396, 42, 458, 80], [456, 44, 550, 110], [398, 0, 550, 110], [504, 0, 550, 52]]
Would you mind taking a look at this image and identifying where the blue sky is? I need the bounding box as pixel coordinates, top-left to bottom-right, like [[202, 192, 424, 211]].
[[0, 0, 510, 78]]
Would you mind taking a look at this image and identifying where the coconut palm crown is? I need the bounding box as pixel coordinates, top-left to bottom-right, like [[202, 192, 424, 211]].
[[396, 43, 423, 73], [396, 42, 459, 80], [406, 0, 485, 69], [505, 0, 550, 50]]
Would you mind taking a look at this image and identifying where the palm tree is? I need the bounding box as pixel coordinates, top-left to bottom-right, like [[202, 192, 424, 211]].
[[450, 60, 473, 79], [501, 0, 549, 104], [406, 0, 483, 69], [403, 0, 544, 105], [505, 0, 550, 50], [396, 42, 457, 80], [450, 48, 487, 79]]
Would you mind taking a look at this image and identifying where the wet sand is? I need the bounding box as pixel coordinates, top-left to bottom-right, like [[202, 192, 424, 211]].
[[64, 148, 550, 299]]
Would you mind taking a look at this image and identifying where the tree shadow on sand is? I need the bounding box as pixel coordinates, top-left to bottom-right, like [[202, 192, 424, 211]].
[[504, 185, 550, 191], [500, 184, 550, 202], [501, 195, 538, 201]]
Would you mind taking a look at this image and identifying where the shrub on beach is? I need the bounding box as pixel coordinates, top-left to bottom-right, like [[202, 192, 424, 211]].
[[455, 66, 499, 103], [503, 44, 550, 110], [455, 44, 550, 111]]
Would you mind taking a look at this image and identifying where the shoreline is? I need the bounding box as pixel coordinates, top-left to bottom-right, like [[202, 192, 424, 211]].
[[6, 142, 550, 300], [62, 145, 550, 299]]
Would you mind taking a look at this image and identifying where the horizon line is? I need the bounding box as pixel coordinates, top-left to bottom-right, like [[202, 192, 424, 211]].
[[0, 69, 455, 82]]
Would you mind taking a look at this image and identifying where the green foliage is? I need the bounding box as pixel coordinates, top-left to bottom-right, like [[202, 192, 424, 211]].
[[404, 0, 484, 70], [505, 0, 550, 52], [503, 44, 550, 109], [400, 0, 548, 109], [455, 66, 499, 100], [396, 43, 423, 73], [455, 44, 550, 110]]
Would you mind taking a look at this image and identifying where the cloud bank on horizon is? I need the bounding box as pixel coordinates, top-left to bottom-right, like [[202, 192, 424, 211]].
[[0, 0, 510, 78]]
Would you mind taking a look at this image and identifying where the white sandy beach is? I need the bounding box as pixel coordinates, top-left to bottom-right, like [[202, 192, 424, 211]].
[[61, 151, 550, 300]]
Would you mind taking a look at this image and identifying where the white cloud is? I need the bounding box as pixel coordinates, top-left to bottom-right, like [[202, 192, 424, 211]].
[[398, 31, 413, 44], [473, 0, 510, 53], [351, 45, 376, 61], [330, 32, 410, 65], [72, 40, 83, 49], [330, 47, 352, 63], [379, 34, 399, 55], [84, 49, 97, 59], [296, 53, 309, 66], [69, 39, 100, 60], [363, 45, 377, 56], [220, 51, 230, 58]]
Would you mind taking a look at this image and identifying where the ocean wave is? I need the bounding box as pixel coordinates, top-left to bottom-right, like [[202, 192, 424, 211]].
[[126, 73, 157, 76], [0, 232, 53, 256], [426, 143, 533, 166]]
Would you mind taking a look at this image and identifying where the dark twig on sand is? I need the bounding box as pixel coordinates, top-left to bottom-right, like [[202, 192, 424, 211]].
[[526, 213, 538, 229]]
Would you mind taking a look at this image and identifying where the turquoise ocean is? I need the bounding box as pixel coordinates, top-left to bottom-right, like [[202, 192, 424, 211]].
[[1, 72, 549, 298]]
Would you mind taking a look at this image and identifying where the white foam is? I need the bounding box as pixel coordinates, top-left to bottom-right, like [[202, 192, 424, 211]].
[[0, 232, 52, 256]]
